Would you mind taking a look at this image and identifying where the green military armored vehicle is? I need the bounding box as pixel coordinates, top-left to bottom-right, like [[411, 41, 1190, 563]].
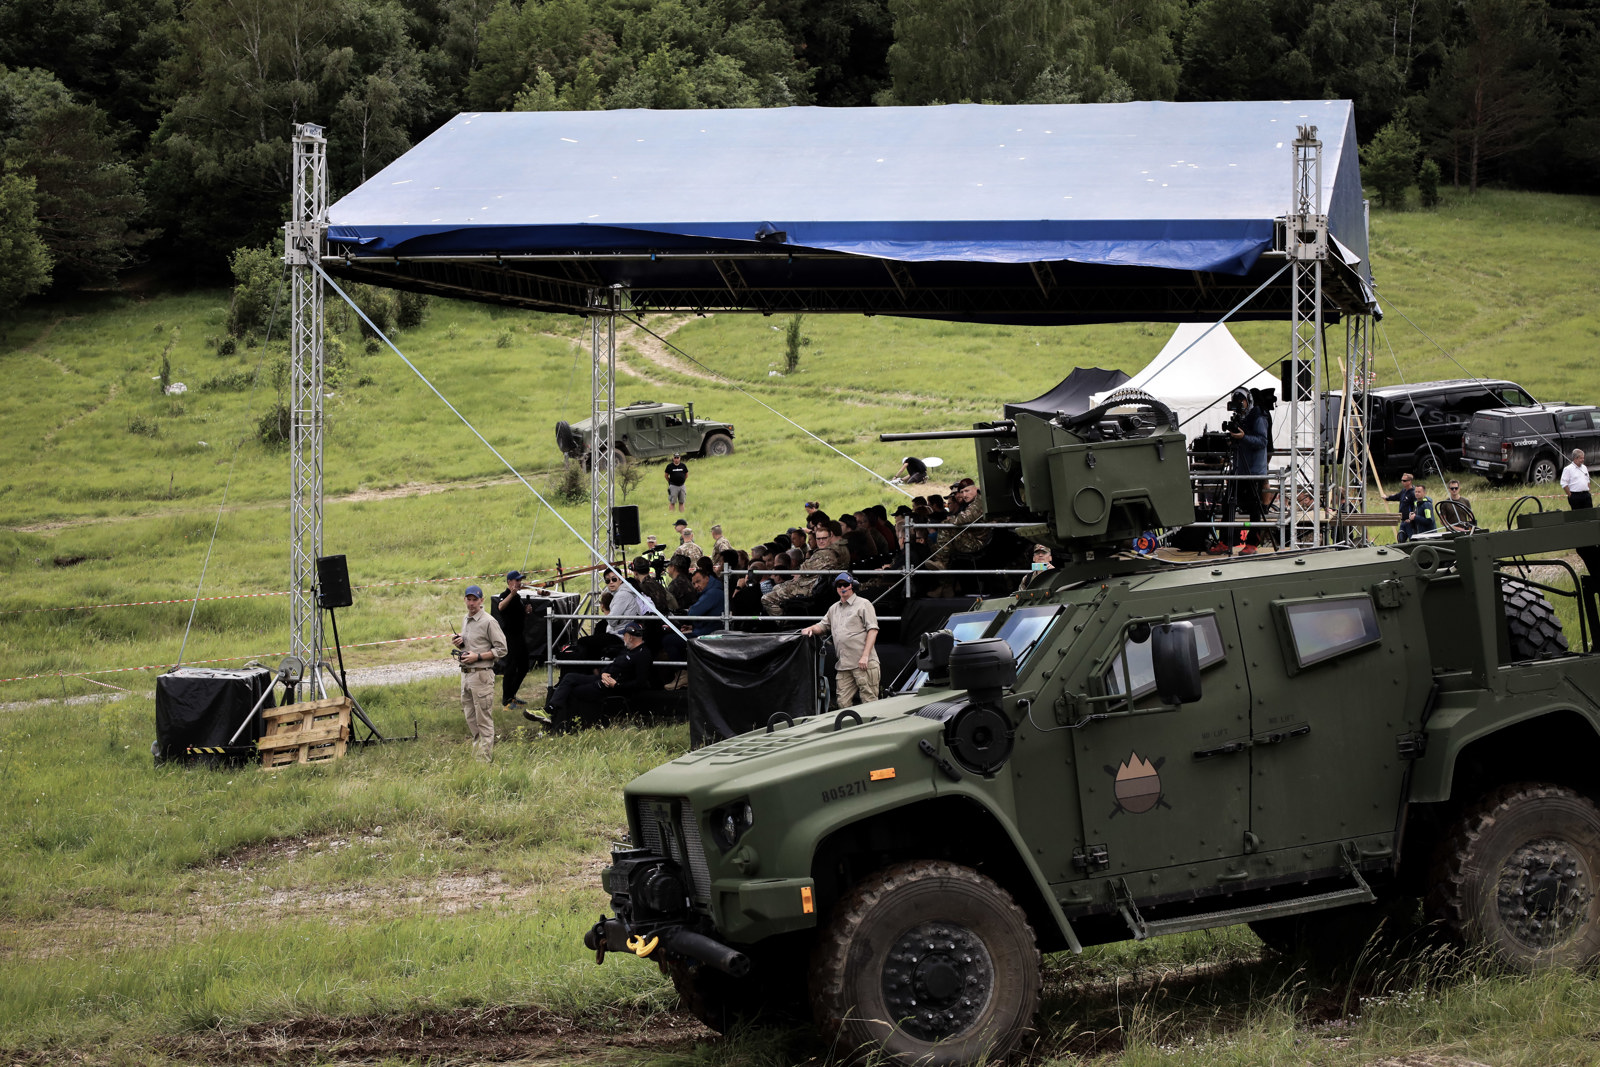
[[555, 400, 734, 467], [583, 394, 1600, 1066]]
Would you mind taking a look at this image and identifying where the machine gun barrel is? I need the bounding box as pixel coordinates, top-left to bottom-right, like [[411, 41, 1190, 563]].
[[879, 424, 1015, 442]]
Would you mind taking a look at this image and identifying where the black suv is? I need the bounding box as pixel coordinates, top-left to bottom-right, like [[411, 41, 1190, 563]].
[[1462, 404, 1600, 484], [1353, 379, 1537, 477]]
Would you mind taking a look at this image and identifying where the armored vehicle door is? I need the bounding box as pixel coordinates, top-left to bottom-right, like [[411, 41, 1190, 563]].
[[629, 414, 662, 455], [1057, 601, 1252, 878], [1230, 584, 1414, 851], [660, 410, 699, 454]]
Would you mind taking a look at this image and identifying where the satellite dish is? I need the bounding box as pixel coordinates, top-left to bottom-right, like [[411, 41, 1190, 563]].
[[923, 457, 944, 468]]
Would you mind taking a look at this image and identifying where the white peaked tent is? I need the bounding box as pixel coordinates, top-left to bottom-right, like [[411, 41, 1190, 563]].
[[1091, 323, 1290, 449]]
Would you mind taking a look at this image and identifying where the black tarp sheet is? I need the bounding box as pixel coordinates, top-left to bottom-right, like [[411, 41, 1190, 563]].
[[688, 632, 819, 748], [1004, 367, 1130, 420], [155, 667, 274, 765]]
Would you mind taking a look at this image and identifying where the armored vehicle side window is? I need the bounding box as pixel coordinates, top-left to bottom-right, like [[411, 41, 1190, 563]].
[[664, 415, 683, 426], [635, 417, 655, 429], [1104, 613, 1225, 699], [1281, 596, 1381, 668]]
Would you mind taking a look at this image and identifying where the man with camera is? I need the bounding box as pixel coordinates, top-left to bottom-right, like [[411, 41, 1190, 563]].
[[453, 584, 507, 761], [1220, 388, 1271, 555]]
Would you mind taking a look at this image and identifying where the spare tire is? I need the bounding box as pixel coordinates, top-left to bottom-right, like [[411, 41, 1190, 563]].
[[1501, 576, 1567, 660], [554, 420, 579, 455]]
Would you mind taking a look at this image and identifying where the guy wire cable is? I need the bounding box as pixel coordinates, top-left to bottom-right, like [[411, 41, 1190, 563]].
[[175, 269, 288, 669], [1110, 264, 1292, 400], [312, 263, 677, 633], [622, 314, 916, 498], [1377, 290, 1569, 459]]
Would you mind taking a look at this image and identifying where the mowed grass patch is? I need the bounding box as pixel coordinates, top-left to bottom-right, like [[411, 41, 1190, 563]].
[[0, 679, 687, 1050]]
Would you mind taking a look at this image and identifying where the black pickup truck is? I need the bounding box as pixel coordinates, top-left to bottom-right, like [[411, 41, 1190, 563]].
[[1462, 403, 1600, 483]]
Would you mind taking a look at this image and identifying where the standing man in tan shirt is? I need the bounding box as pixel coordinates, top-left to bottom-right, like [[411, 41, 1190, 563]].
[[802, 571, 880, 707], [453, 584, 507, 761]]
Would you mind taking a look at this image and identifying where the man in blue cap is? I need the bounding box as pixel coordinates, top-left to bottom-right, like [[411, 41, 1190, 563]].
[[453, 584, 507, 760], [800, 571, 880, 707]]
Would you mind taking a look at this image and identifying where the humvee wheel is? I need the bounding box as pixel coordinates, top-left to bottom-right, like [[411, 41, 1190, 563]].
[[1501, 577, 1568, 660], [809, 860, 1039, 1066], [704, 433, 734, 457], [1429, 784, 1600, 971]]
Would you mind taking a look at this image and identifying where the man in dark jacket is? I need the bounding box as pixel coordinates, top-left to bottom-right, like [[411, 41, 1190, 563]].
[[538, 621, 654, 733], [491, 570, 532, 712], [1219, 389, 1271, 554]]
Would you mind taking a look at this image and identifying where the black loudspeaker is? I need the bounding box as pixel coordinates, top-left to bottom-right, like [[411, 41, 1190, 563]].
[[316, 554, 353, 609], [611, 505, 641, 547], [1280, 359, 1314, 403]]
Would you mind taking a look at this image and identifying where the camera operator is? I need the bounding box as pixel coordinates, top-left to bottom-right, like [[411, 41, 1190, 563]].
[[1218, 388, 1270, 555]]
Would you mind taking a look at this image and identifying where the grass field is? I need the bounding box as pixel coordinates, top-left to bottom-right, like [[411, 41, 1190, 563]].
[[1, 186, 1600, 1064]]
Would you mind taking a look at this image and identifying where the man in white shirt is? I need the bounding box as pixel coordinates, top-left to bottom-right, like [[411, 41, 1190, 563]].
[[1561, 449, 1592, 510]]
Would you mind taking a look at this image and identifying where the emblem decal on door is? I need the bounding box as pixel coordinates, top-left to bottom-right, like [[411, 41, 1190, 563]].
[[1106, 751, 1168, 815]]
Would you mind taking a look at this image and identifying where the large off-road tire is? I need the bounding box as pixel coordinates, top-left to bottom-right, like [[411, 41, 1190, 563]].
[[809, 861, 1040, 1067], [1250, 896, 1425, 968], [663, 941, 809, 1032], [554, 419, 579, 455], [1428, 784, 1600, 971], [703, 433, 734, 457], [1501, 577, 1568, 660], [1529, 454, 1561, 484]]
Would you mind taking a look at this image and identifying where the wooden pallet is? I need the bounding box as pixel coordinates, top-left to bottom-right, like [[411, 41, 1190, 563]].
[[258, 697, 351, 769]]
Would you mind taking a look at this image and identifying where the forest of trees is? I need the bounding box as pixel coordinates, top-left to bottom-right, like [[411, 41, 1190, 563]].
[[1, 0, 1595, 312]]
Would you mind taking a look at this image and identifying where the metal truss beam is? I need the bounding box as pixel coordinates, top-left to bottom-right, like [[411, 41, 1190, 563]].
[[286, 124, 328, 673], [1332, 312, 1374, 543], [1285, 125, 1327, 549], [588, 287, 621, 602]]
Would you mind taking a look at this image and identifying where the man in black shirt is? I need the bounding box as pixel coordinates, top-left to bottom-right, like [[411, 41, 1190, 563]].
[[538, 621, 655, 733], [897, 456, 928, 484], [491, 570, 533, 711], [664, 453, 689, 513]]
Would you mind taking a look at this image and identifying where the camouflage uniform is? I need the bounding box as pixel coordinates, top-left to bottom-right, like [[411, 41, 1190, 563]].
[[761, 541, 851, 615], [927, 493, 987, 567]]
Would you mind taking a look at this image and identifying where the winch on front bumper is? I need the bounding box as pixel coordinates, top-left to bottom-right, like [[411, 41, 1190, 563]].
[[583, 845, 751, 977]]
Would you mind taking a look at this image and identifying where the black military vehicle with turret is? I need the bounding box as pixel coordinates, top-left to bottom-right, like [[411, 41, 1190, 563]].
[[581, 393, 1600, 1066]]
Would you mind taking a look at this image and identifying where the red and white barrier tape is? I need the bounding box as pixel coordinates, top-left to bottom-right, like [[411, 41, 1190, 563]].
[[0, 632, 457, 685]]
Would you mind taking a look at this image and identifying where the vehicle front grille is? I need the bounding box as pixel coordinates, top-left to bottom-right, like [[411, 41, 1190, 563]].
[[631, 796, 711, 902]]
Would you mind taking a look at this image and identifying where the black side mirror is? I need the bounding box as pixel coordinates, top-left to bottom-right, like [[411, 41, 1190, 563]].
[[1151, 621, 1201, 704]]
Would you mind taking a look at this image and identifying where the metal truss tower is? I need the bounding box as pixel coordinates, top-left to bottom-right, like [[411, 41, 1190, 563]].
[[588, 286, 622, 597], [285, 123, 328, 673], [1284, 125, 1327, 548], [1334, 312, 1373, 540]]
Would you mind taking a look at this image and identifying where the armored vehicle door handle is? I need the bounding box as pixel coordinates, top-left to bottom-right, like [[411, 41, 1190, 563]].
[[1192, 739, 1251, 760], [1257, 724, 1311, 746]]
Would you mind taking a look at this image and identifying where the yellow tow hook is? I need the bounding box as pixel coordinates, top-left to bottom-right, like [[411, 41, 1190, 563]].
[[627, 933, 659, 958]]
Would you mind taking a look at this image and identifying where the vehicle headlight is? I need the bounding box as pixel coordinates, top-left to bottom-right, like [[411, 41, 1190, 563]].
[[710, 798, 755, 850]]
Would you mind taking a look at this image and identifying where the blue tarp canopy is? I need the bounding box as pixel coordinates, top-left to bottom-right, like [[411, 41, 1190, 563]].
[[326, 100, 1375, 324]]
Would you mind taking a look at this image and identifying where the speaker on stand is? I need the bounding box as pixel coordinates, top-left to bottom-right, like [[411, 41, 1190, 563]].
[[314, 553, 384, 741], [611, 505, 641, 547]]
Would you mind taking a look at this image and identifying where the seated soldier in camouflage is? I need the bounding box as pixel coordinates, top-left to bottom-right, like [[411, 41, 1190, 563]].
[[761, 520, 851, 615]]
